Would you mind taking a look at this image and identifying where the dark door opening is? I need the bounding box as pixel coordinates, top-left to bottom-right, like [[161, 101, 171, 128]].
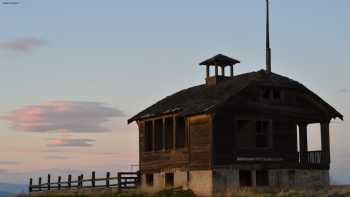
[[256, 170, 269, 186], [165, 173, 174, 187], [239, 170, 252, 187]]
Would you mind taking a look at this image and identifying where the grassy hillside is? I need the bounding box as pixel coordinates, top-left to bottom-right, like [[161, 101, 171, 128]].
[[14, 187, 350, 197]]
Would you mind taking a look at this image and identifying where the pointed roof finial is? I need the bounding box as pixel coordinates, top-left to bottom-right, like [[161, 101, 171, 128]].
[[266, 0, 272, 73]]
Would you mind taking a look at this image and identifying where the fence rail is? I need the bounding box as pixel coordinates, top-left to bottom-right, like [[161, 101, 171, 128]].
[[29, 171, 140, 192]]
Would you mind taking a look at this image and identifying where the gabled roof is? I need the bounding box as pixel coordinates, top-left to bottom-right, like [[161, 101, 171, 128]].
[[128, 70, 343, 123], [199, 54, 240, 66]]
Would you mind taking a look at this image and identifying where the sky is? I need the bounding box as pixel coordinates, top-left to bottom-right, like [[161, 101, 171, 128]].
[[0, 0, 349, 185]]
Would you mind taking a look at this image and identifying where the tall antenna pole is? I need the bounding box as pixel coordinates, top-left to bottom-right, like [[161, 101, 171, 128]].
[[266, 0, 272, 73]]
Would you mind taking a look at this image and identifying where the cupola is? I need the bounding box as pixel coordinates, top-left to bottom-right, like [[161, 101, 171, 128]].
[[199, 54, 240, 86]]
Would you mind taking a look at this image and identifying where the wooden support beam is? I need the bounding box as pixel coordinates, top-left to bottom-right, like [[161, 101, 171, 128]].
[[221, 66, 225, 76], [215, 66, 218, 76], [299, 123, 308, 163], [321, 122, 330, 163], [230, 65, 234, 77]]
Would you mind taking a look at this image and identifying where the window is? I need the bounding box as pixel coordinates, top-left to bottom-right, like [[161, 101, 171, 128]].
[[256, 121, 270, 148], [262, 88, 271, 99], [273, 88, 281, 100], [165, 173, 174, 187], [144, 121, 153, 152], [146, 174, 154, 186], [239, 170, 252, 187], [175, 117, 186, 148], [237, 120, 272, 149], [256, 170, 269, 186], [165, 117, 174, 150], [261, 87, 283, 101], [154, 119, 164, 151]]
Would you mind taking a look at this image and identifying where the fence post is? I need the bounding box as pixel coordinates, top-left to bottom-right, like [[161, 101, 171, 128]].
[[137, 171, 141, 186], [47, 174, 51, 190], [68, 174, 72, 188], [117, 172, 121, 190], [29, 178, 33, 192], [77, 175, 81, 188], [106, 172, 110, 187], [58, 176, 61, 190], [38, 177, 42, 191], [92, 171, 95, 187], [80, 174, 84, 187]]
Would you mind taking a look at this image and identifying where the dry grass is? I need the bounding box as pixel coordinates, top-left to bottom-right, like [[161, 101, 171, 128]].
[[17, 186, 350, 197]]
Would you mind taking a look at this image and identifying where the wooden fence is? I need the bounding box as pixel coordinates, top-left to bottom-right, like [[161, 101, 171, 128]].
[[29, 171, 140, 192]]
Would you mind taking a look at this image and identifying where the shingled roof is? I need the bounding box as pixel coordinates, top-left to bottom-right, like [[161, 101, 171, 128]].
[[128, 70, 343, 123], [199, 54, 240, 66]]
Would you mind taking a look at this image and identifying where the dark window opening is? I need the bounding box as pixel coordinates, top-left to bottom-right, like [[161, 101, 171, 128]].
[[273, 88, 282, 100], [175, 117, 186, 148], [239, 170, 252, 187], [146, 174, 154, 186], [256, 170, 269, 186], [256, 121, 270, 148], [165, 173, 174, 187], [262, 88, 271, 99], [154, 119, 164, 151], [144, 121, 153, 152], [165, 117, 174, 150]]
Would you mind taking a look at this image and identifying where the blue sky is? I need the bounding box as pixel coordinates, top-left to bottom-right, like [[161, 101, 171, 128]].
[[0, 0, 350, 184]]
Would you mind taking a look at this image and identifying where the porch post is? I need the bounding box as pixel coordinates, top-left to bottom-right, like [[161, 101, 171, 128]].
[[321, 121, 330, 163], [299, 123, 308, 163]]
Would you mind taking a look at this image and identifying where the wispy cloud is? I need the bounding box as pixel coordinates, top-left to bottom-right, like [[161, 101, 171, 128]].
[[45, 155, 70, 160], [0, 160, 19, 165], [2, 101, 124, 133], [339, 88, 349, 94], [0, 37, 47, 53], [47, 138, 95, 147]]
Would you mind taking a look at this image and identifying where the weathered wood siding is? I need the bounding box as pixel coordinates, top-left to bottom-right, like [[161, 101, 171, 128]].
[[138, 117, 189, 173], [212, 85, 327, 166], [188, 115, 212, 170]]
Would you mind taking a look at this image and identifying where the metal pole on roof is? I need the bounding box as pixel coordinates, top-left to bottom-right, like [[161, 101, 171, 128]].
[[266, 0, 272, 73]]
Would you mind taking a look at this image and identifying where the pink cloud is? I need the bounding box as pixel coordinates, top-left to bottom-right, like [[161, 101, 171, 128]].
[[47, 138, 95, 147], [0, 37, 47, 52], [2, 101, 124, 133]]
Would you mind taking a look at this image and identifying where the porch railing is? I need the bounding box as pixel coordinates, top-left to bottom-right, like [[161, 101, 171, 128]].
[[298, 151, 329, 169]]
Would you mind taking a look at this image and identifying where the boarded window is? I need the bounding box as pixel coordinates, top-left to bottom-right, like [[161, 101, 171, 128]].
[[256, 121, 270, 148], [144, 121, 153, 152], [175, 117, 186, 148], [256, 170, 269, 186], [165, 117, 174, 150], [146, 174, 154, 186], [154, 119, 164, 151], [237, 120, 255, 148], [165, 173, 174, 187], [239, 170, 252, 187]]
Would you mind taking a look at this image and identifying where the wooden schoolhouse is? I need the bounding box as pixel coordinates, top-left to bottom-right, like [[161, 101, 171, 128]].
[[128, 1, 343, 196]]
